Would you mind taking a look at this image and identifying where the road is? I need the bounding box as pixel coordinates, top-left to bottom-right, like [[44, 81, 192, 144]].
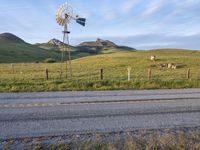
[[0, 89, 200, 139]]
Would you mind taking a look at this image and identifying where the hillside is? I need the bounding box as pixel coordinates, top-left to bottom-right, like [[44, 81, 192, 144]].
[[72, 48, 200, 74], [0, 33, 61, 63], [37, 38, 136, 56]]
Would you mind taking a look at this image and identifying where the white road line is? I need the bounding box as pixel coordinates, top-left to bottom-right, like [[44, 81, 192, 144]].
[[27, 104, 33, 107]]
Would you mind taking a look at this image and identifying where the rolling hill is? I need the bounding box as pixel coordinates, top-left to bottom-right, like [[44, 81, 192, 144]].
[[37, 38, 136, 55], [0, 33, 61, 63], [0, 33, 136, 63]]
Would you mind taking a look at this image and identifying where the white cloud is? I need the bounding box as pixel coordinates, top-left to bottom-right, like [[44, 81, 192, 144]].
[[141, 0, 166, 17], [103, 11, 116, 21], [122, 0, 141, 14], [136, 0, 200, 42], [183, 0, 199, 6], [102, 0, 141, 21]]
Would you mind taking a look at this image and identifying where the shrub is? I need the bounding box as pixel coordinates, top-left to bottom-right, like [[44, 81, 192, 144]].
[[44, 58, 57, 63]]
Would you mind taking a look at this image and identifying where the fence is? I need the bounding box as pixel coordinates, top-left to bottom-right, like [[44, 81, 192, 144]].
[[0, 63, 199, 82]]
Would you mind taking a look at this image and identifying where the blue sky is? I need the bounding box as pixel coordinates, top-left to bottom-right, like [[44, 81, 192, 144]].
[[0, 0, 200, 50]]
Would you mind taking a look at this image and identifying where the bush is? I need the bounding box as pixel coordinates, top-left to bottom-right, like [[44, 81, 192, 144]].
[[44, 58, 57, 63]]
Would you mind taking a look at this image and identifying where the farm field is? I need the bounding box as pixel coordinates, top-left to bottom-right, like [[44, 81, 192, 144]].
[[0, 49, 200, 92]]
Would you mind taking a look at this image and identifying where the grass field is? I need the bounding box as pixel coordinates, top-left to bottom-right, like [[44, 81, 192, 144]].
[[0, 49, 200, 92]]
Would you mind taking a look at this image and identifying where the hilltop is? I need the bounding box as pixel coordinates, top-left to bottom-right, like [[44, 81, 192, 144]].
[[0, 33, 25, 43], [0, 33, 61, 63], [36, 39, 75, 51], [36, 38, 136, 59], [38, 38, 136, 53], [77, 38, 136, 54], [78, 38, 117, 47]]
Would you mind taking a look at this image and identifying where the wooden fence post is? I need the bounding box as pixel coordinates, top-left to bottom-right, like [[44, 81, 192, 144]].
[[127, 67, 131, 81], [11, 64, 14, 74], [45, 68, 49, 80], [100, 69, 103, 80], [148, 68, 152, 81], [187, 68, 190, 79]]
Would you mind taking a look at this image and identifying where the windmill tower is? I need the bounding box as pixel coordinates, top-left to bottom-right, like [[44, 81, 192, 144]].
[[56, 2, 86, 78]]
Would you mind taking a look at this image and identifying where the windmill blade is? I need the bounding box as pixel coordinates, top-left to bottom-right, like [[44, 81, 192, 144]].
[[61, 19, 66, 26], [55, 3, 73, 26], [57, 18, 62, 25], [76, 18, 86, 26]]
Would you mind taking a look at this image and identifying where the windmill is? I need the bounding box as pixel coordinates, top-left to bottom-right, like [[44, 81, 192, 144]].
[[56, 2, 86, 78]]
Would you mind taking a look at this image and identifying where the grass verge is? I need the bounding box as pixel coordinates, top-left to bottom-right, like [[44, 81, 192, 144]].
[[1, 78, 200, 92], [2, 130, 200, 150]]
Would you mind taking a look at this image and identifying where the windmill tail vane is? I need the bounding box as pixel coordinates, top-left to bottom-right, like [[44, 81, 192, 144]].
[[76, 17, 86, 26]]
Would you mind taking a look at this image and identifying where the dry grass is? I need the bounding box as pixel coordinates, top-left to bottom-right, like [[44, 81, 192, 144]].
[[2, 131, 200, 150]]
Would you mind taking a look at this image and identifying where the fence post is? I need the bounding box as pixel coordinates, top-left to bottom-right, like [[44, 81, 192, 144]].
[[11, 64, 14, 74], [45, 68, 49, 80], [148, 68, 152, 81], [127, 67, 131, 81], [187, 68, 190, 79], [100, 69, 104, 80]]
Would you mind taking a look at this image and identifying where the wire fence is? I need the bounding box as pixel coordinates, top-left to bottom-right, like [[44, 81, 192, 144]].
[[0, 63, 200, 82]]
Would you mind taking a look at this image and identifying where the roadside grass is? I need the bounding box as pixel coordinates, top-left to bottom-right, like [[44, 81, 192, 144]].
[[2, 131, 200, 150], [1, 49, 200, 92], [1, 79, 200, 92]]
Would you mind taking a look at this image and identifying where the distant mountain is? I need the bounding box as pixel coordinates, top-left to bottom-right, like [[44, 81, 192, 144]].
[[37, 38, 136, 57], [48, 38, 65, 46], [36, 38, 137, 60], [36, 38, 74, 52], [78, 38, 117, 47], [77, 38, 136, 53], [0, 33, 61, 63]]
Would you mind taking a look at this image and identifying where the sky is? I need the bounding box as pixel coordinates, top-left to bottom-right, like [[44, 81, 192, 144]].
[[0, 0, 200, 50]]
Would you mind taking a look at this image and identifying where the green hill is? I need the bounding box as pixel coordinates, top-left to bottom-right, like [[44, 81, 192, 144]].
[[0, 33, 25, 43], [0, 33, 61, 63]]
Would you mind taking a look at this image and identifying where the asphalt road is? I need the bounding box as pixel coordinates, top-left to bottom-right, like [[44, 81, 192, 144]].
[[0, 89, 200, 139]]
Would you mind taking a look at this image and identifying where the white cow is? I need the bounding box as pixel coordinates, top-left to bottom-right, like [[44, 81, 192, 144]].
[[150, 55, 156, 61]]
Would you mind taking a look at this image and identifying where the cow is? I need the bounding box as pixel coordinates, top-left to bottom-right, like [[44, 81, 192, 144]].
[[150, 55, 156, 61]]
